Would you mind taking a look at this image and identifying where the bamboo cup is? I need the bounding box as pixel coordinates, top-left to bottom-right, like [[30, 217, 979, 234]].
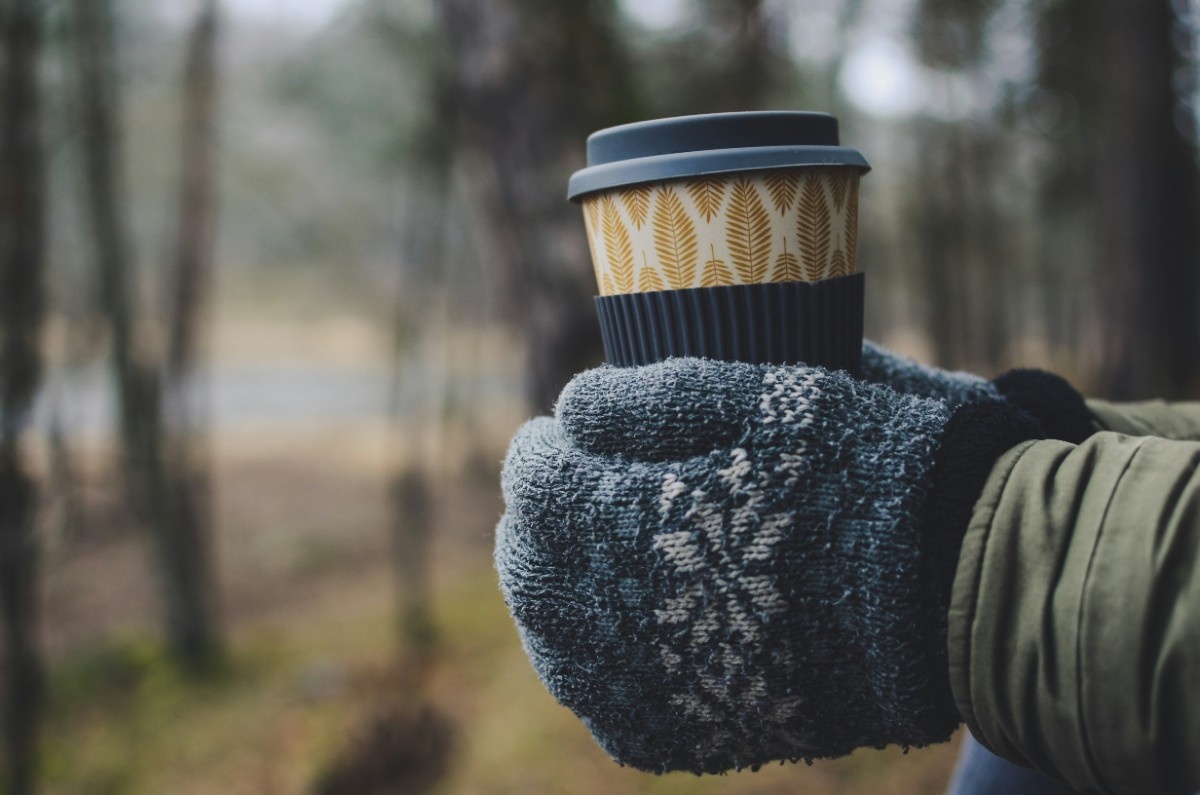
[[569, 112, 870, 374]]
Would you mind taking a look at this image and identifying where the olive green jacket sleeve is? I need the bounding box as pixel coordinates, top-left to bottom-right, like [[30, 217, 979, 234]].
[[947, 431, 1200, 795], [1088, 398, 1200, 440]]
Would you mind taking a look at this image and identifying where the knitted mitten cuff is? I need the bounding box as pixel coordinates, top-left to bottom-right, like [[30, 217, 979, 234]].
[[992, 369, 1097, 444], [919, 398, 1045, 722], [861, 341, 999, 408], [860, 340, 1096, 443]]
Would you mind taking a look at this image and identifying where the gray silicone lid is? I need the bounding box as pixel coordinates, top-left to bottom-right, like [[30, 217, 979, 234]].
[[568, 111, 870, 202]]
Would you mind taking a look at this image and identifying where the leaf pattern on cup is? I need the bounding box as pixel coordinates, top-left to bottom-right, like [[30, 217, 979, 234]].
[[638, 251, 666, 292], [686, 177, 726, 223], [774, 237, 801, 282], [652, 186, 699, 289], [764, 170, 800, 215], [844, 181, 859, 273], [700, 244, 733, 288], [797, 174, 832, 281], [582, 197, 607, 290], [583, 168, 858, 294], [726, 178, 772, 284], [602, 195, 635, 294], [830, 249, 849, 278], [830, 171, 849, 213], [621, 185, 652, 229]]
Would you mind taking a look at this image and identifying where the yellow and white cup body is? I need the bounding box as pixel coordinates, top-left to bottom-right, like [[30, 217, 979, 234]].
[[581, 167, 860, 296]]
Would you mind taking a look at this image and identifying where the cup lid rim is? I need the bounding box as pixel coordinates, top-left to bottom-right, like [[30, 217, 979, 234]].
[[567, 144, 870, 202]]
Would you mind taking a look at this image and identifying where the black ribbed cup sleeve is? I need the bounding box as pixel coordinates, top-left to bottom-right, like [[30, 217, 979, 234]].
[[595, 274, 864, 376]]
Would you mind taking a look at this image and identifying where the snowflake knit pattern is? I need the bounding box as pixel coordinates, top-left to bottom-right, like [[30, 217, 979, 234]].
[[496, 359, 964, 774]]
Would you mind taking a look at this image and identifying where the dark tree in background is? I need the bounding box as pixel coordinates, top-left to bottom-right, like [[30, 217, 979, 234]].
[[70, 0, 151, 494], [431, 0, 814, 412], [160, 0, 223, 670], [433, 0, 643, 413], [167, 0, 219, 405], [1095, 0, 1199, 398], [1036, 0, 1200, 398], [71, 0, 222, 670], [0, 0, 46, 791], [1033, 0, 1106, 365], [628, 0, 800, 115], [909, 0, 1017, 373], [902, 0, 1200, 386]]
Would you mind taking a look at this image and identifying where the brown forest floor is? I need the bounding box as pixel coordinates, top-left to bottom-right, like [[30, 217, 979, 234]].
[[32, 416, 963, 795], [29, 300, 963, 794]]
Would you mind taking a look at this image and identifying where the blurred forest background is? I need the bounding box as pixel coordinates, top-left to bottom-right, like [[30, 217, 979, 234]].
[[1, 0, 1198, 793]]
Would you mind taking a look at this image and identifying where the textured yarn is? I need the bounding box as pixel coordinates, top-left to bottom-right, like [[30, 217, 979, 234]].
[[992, 368, 1098, 444], [861, 342, 1095, 445], [860, 341, 999, 407], [497, 359, 966, 773]]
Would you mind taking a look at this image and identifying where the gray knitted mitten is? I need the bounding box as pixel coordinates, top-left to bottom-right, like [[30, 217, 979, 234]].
[[860, 340, 998, 407], [496, 358, 1039, 774], [862, 340, 1096, 443]]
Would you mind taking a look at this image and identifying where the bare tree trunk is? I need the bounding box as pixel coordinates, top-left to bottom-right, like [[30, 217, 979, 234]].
[[913, 118, 971, 369], [386, 163, 446, 671], [1035, 0, 1108, 374], [824, 0, 866, 117], [1095, 0, 1200, 398], [1038, 0, 1200, 396], [910, 0, 1019, 373], [959, 126, 1015, 372], [722, 0, 773, 111], [433, 0, 639, 413], [167, 0, 218, 386], [0, 0, 47, 790], [159, 0, 222, 669], [912, 122, 1012, 373], [71, 0, 221, 669], [389, 469, 435, 657], [70, 0, 154, 464]]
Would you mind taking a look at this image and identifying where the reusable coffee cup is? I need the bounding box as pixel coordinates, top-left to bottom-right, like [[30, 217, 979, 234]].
[[568, 111, 870, 374]]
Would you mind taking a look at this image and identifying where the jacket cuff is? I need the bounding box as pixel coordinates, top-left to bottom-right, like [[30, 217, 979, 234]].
[[992, 369, 1097, 445], [918, 398, 1042, 727], [925, 400, 1044, 615]]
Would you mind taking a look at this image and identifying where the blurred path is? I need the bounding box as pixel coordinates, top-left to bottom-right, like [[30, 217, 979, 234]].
[[34, 362, 521, 440]]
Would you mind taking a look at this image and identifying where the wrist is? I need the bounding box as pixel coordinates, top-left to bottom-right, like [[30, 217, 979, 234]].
[[992, 369, 1096, 444], [925, 400, 1044, 609], [918, 398, 1044, 727]]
